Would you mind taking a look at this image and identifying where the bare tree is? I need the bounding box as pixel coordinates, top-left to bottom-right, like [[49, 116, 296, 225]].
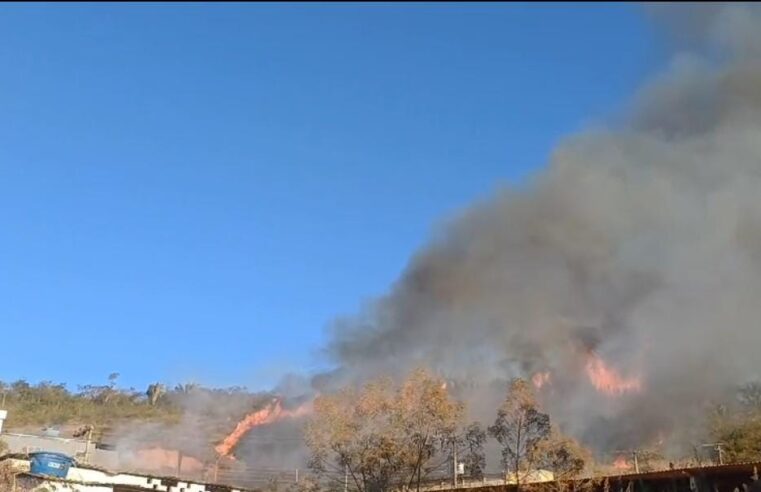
[[488, 378, 551, 492]]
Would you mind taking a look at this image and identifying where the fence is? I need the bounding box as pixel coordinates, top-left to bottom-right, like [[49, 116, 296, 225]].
[[211, 467, 302, 490]]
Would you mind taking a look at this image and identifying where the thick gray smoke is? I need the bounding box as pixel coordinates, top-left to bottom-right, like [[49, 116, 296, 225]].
[[137, 4, 761, 473], [312, 3, 761, 458]]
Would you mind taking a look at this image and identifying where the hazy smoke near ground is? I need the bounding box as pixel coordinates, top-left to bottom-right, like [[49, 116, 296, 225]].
[[309, 3, 761, 457], [107, 388, 280, 472], [236, 419, 309, 469]]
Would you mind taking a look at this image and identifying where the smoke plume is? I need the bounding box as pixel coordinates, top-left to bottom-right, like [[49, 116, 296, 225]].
[[312, 3, 761, 458], [121, 4, 761, 473]]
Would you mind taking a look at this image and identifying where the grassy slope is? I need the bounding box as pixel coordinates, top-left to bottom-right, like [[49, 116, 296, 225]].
[[0, 379, 273, 451]]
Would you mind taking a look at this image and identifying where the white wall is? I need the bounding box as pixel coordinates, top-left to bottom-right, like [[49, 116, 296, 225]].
[[3, 456, 248, 492]]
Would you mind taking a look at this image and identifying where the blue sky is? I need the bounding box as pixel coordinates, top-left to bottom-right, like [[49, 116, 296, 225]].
[[0, 4, 663, 392]]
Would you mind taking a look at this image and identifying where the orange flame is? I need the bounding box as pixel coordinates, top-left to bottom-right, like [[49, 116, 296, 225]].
[[531, 371, 552, 389], [585, 352, 642, 396], [613, 456, 630, 470], [215, 398, 312, 457]]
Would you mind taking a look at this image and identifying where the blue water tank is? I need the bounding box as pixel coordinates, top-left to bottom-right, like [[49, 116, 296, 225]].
[[29, 452, 75, 478]]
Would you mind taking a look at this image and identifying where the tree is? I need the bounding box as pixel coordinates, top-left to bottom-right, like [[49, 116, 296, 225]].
[[306, 377, 400, 492], [396, 369, 464, 491], [146, 383, 166, 406], [535, 430, 589, 490], [738, 382, 761, 410], [707, 392, 761, 464], [443, 422, 487, 482], [108, 373, 120, 388], [305, 369, 465, 492], [175, 383, 200, 394], [636, 447, 665, 472], [488, 378, 551, 492], [711, 414, 761, 463], [461, 423, 487, 480]]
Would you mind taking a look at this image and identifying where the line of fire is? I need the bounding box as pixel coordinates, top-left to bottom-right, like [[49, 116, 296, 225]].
[[0, 346, 743, 492], [1, 346, 744, 492]]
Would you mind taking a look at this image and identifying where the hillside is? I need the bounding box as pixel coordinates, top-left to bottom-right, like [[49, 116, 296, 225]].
[[0, 376, 274, 457]]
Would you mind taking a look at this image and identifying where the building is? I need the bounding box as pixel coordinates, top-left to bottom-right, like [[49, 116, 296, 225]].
[[0, 454, 257, 492]]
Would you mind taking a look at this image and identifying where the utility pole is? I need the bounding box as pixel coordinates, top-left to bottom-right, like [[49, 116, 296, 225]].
[[452, 440, 458, 488], [74, 424, 94, 464], [613, 449, 640, 473], [83, 426, 93, 464]]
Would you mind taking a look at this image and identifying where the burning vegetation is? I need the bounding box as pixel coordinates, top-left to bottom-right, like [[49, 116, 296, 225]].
[[309, 2, 761, 465], [215, 398, 313, 458], [125, 3, 761, 482], [305, 370, 589, 492], [9, 4, 761, 488], [583, 352, 642, 397]]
